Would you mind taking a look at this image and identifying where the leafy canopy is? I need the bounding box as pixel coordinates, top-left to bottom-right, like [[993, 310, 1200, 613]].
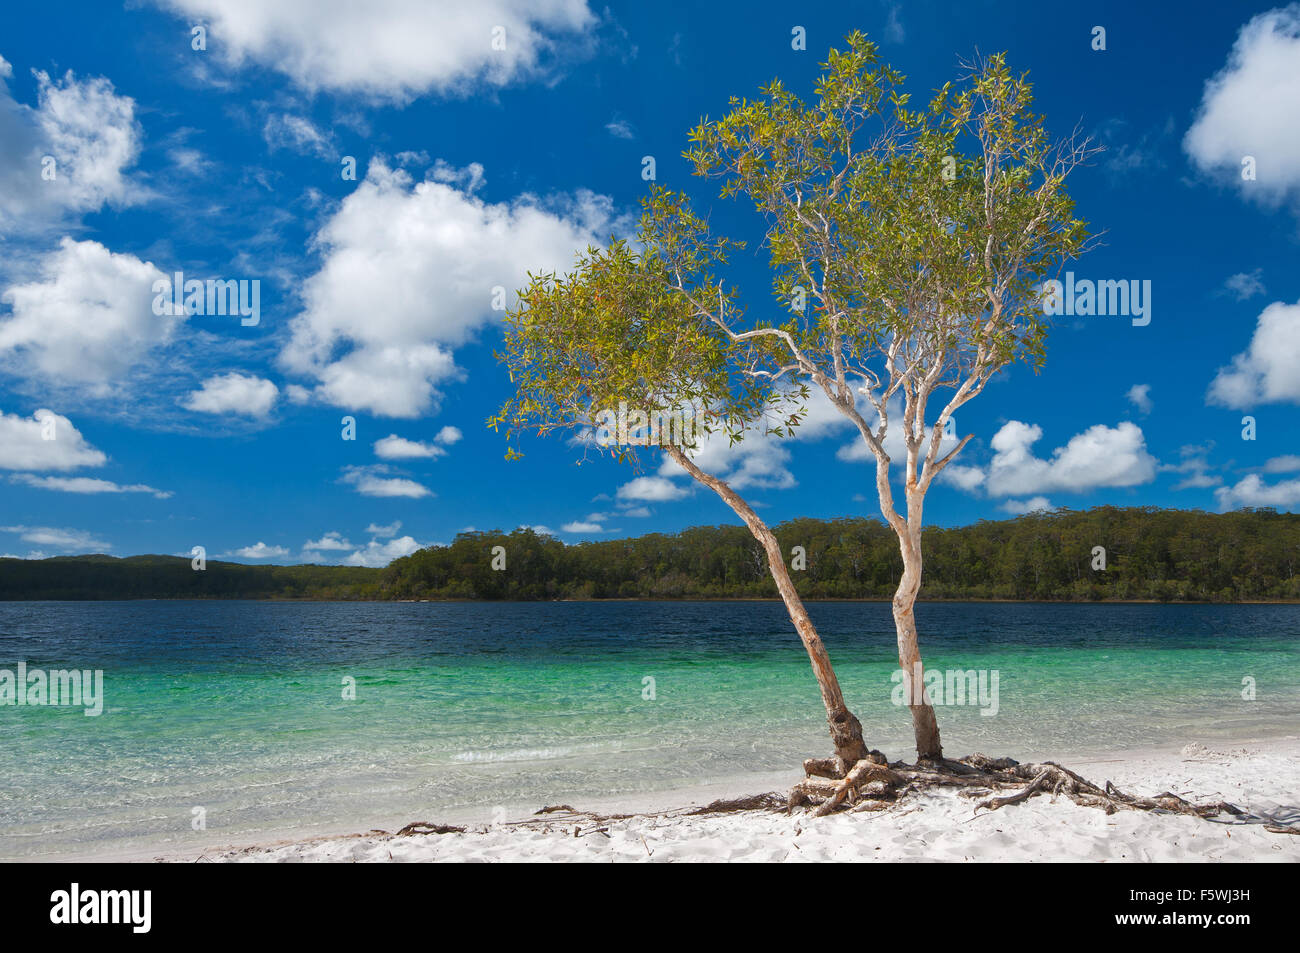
[[493, 33, 1092, 479]]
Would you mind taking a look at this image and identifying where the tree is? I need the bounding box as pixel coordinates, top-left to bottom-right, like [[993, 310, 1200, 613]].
[[679, 36, 1094, 757], [492, 33, 1093, 764]]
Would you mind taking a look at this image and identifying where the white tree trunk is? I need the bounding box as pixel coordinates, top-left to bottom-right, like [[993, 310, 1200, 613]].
[[893, 521, 943, 759], [666, 446, 869, 766]]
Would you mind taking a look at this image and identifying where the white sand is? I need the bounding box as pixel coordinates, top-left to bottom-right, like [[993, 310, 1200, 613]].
[[177, 736, 1300, 863]]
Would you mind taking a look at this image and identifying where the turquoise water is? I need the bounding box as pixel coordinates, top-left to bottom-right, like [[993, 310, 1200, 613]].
[[1, 600, 1297, 860]]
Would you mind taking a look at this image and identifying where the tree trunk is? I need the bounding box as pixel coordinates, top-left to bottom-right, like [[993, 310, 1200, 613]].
[[666, 447, 869, 766], [894, 528, 943, 760]]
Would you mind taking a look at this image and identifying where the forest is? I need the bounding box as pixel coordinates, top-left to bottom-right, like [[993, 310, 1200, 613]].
[[2, 506, 1297, 602]]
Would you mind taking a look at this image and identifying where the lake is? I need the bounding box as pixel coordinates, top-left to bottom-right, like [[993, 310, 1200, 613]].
[[1, 600, 1297, 859]]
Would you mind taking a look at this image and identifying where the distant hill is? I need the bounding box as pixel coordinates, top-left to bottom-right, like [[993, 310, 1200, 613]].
[[2, 506, 1298, 602], [0, 554, 379, 601]]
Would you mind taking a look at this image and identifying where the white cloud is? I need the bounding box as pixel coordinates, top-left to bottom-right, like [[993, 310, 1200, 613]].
[[938, 464, 986, 492], [303, 531, 352, 551], [374, 434, 446, 459], [435, 425, 463, 445], [229, 541, 290, 559], [365, 520, 402, 537], [152, 0, 596, 100], [0, 408, 106, 470], [561, 520, 605, 533], [1223, 269, 1266, 301], [1000, 496, 1053, 515], [1207, 300, 1300, 407], [182, 372, 279, 418], [1215, 473, 1300, 510], [617, 475, 689, 502], [11, 474, 171, 498], [984, 421, 1157, 497], [343, 534, 422, 567], [0, 238, 181, 393], [2, 524, 110, 552], [1184, 4, 1300, 209], [0, 65, 145, 236], [1126, 383, 1153, 415], [1264, 454, 1300, 473], [340, 464, 432, 498], [1174, 472, 1223, 490], [280, 160, 614, 417]]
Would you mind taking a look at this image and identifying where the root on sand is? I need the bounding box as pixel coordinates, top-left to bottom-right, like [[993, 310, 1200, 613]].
[[788, 751, 1248, 820]]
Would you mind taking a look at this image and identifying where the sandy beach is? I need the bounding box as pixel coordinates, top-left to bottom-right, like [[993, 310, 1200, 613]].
[[164, 736, 1300, 863]]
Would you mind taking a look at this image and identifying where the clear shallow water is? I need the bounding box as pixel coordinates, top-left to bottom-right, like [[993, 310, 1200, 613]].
[[1, 600, 1297, 860]]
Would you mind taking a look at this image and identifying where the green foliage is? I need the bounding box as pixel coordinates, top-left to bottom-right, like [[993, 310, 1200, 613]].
[[0, 555, 380, 601], [5, 509, 1296, 602], [374, 507, 1300, 603], [493, 33, 1094, 515]]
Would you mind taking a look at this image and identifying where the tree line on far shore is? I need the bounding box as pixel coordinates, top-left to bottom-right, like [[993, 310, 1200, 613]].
[[2, 506, 1296, 603]]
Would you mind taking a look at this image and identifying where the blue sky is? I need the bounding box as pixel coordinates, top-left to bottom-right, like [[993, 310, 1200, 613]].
[[1, 0, 1298, 565]]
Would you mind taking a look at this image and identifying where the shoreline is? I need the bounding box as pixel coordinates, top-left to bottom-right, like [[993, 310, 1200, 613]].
[[5, 597, 1300, 604], [63, 734, 1300, 864]]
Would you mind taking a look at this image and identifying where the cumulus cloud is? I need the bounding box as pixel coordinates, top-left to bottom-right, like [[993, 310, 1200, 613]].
[[617, 475, 689, 502], [1215, 473, 1300, 510], [228, 541, 290, 559], [561, 519, 605, 533], [1000, 496, 1053, 515], [435, 425, 462, 445], [182, 372, 279, 418], [11, 474, 171, 498], [280, 160, 615, 417], [1, 524, 110, 552], [0, 408, 106, 470], [365, 520, 402, 537], [342, 534, 422, 567], [1184, 4, 1300, 209], [1207, 300, 1300, 407], [340, 464, 432, 498], [1264, 454, 1300, 473], [984, 421, 1157, 497], [152, 0, 596, 100], [939, 464, 986, 492], [0, 238, 181, 394], [302, 531, 353, 551], [374, 434, 446, 460], [0, 64, 145, 236]]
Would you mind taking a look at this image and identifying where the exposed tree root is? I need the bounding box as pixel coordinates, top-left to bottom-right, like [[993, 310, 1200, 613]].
[[686, 792, 788, 815], [788, 751, 1249, 822], [396, 821, 467, 836]]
